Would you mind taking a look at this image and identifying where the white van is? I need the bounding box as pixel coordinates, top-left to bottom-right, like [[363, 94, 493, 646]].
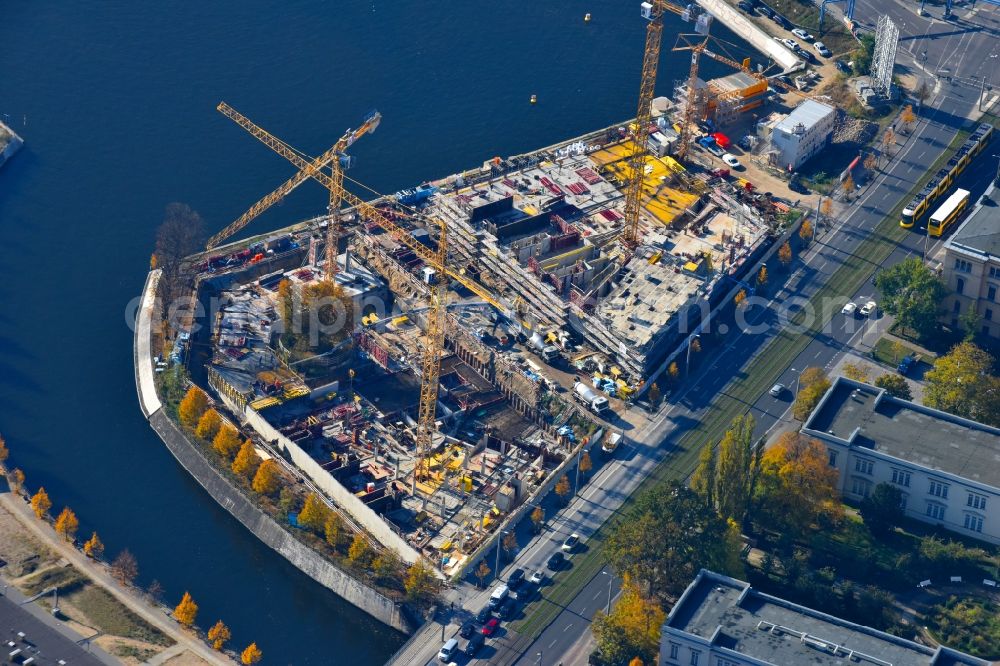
[[438, 638, 458, 661], [489, 583, 509, 608]]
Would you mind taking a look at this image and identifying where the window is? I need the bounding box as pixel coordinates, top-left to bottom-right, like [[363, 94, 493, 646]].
[[984, 325, 991, 336], [900, 493, 909, 511], [967, 493, 987, 510], [990, 266, 1000, 279], [955, 259, 973, 273], [956, 278, 965, 296], [927, 503, 946, 521], [669, 643, 679, 660], [829, 450, 838, 467], [964, 514, 984, 533], [852, 478, 872, 497], [989, 286, 997, 302], [987, 308, 995, 321], [690, 650, 700, 666], [855, 458, 874, 475], [891, 469, 911, 487], [929, 480, 949, 499]]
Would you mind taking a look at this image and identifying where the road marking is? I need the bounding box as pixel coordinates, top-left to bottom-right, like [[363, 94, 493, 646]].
[[563, 623, 574, 633]]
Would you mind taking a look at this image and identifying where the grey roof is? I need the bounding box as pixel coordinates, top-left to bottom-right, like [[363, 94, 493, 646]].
[[774, 99, 835, 134], [947, 184, 1000, 258], [666, 570, 988, 666], [0, 594, 106, 665], [804, 377, 1000, 491]]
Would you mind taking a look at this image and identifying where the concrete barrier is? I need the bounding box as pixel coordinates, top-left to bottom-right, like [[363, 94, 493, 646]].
[[696, 0, 802, 72]]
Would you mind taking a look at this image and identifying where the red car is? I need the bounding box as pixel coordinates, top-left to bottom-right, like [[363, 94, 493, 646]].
[[481, 617, 500, 636]]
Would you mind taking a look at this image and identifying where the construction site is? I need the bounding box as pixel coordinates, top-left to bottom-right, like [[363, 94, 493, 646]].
[[166, 1, 833, 573]]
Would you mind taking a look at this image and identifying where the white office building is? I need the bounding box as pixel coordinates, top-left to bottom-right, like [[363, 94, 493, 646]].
[[803, 377, 1000, 545], [764, 99, 836, 170]]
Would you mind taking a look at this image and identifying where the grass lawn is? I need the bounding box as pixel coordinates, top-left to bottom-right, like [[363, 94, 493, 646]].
[[64, 586, 174, 647], [21, 565, 88, 597], [871, 336, 923, 367]]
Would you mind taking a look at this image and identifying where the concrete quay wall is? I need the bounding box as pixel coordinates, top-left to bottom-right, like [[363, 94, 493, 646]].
[[133, 271, 416, 635]]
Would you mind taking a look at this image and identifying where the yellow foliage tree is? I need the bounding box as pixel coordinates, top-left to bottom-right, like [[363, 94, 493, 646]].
[[83, 532, 105, 559], [207, 620, 231, 650], [195, 409, 222, 441], [778, 241, 792, 267], [173, 591, 199, 627], [404, 559, 440, 604], [554, 475, 571, 503], [579, 451, 593, 477], [213, 425, 242, 459], [476, 560, 492, 588], [0, 433, 8, 468], [10, 468, 25, 495], [757, 265, 768, 287], [232, 440, 261, 479], [842, 173, 855, 198], [668, 362, 680, 380], [30, 487, 52, 520], [178, 386, 209, 427], [754, 432, 842, 535], [348, 533, 372, 566], [799, 219, 814, 245], [530, 506, 545, 534], [241, 642, 263, 665], [821, 198, 833, 220], [793, 366, 831, 420], [251, 459, 282, 496], [842, 362, 870, 383], [54, 507, 79, 542], [630, 659, 644, 666], [298, 493, 329, 532], [592, 578, 665, 665], [325, 512, 346, 550], [901, 104, 916, 127], [734, 288, 748, 308]]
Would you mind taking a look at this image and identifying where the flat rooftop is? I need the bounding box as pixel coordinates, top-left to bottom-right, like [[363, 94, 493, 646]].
[[774, 99, 835, 134], [946, 184, 1000, 258], [667, 570, 987, 666], [0, 594, 106, 666], [804, 377, 1000, 490]]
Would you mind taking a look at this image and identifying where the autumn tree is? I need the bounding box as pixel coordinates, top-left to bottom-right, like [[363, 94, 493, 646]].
[[792, 367, 831, 420], [842, 362, 870, 383], [155, 202, 205, 308], [875, 257, 946, 341], [208, 620, 231, 650], [9, 468, 25, 495], [901, 104, 916, 128], [874, 373, 912, 400], [112, 549, 139, 586], [715, 414, 756, 525], [923, 342, 999, 425], [882, 127, 895, 155], [691, 443, 717, 509], [405, 559, 441, 605], [555, 475, 571, 504], [195, 409, 222, 441], [502, 530, 519, 560], [860, 483, 905, 537], [178, 386, 209, 427], [251, 459, 282, 496], [232, 440, 261, 479], [753, 432, 842, 536], [647, 383, 661, 406], [530, 506, 545, 534], [778, 241, 792, 268], [579, 450, 593, 477], [591, 578, 665, 665], [630, 659, 644, 666], [476, 560, 492, 588], [30, 487, 52, 520], [173, 591, 199, 627], [757, 265, 768, 288], [606, 482, 737, 602], [668, 362, 680, 383], [821, 197, 833, 221], [348, 533, 373, 567], [298, 493, 329, 532], [83, 532, 105, 559], [241, 642, 263, 665], [213, 425, 242, 459], [864, 151, 879, 172], [372, 551, 402, 585], [54, 507, 79, 542], [842, 172, 855, 199], [324, 512, 347, 550], [0, 433, 8, 469], [734, 288, 747, 309]]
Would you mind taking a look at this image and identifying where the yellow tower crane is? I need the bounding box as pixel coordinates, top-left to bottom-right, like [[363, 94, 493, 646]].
[[207, 104, 381, 283], [623, 1, 709, 246]]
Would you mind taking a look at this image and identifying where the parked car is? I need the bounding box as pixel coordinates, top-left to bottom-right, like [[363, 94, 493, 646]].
[[710, 167, 731, 179], [781, 37, 800, 50], [814, 41, 832, 57], [897, 354, 918, 375], [738, 0, 755, 12], [769, 383, 786, 398], [860, 300, 878, 317], [547, 551, 565, 570], [842, 302, 858, 316], [438, 638, 459, 662], [789, 178, 810, 194], [481, 617, 500, 636], [792, 28, 814, 40], [529, 570, 545, 585], [476, 606, 493, 623], [757, 5, 774, 18], [835, 59, 852, 74], [498, 598, 518, 620], [465, 633, 485, 657], [508, 567, 525, 589], [772, 13, 791, 28], [562, 533, 581, 551], [722, 153, 741, 168], [460, 620, 477, 639], [511, 582, 535, 602]]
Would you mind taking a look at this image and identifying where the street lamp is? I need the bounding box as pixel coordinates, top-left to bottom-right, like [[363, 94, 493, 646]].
[[495, 530, 508, 583], [791, 367, 801, 396], [601, 570, 614, 615]]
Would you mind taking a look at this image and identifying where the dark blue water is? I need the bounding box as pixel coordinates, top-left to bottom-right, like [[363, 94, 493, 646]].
[[0, 2, 746, 662]]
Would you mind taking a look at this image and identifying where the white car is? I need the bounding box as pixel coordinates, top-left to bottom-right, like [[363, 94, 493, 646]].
[[769, 383, 786, 398], [562, 533, 581, 551], [842, 302, 858, 316], [792, 28, 814, 41], [860, 300, 878, 317], [814, 41, 832, 57], [529, 570, 545, 585], [722, 153, 741, 168], [782, 38, 800, 50]]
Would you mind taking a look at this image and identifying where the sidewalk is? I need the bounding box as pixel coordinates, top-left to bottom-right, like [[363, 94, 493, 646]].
[[0, 490, 230, 665]]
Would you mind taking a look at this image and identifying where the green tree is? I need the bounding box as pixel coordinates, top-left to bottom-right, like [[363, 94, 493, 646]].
[[959, 306, 982, 342], [691, 444, 716, 509], [591, 578, 665, 665], [793, 367, 831, 421], [923, 342, 996, 423], [874, 257, 947, 341], [404, 559, 441, 605], [373, 551, 403, 585], [860, 483, 905, 537], [874, 373, 912, 400], [754, 432, 842, 536], [852, 32, 876, 75], [606, 482, 736, 602], [715, 414, 756, 524]]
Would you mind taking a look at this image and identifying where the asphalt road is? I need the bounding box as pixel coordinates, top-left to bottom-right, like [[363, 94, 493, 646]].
[[390, 4, 999, 665]]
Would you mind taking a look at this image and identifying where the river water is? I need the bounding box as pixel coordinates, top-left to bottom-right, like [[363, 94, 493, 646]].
[[0, 1, 746, 662]]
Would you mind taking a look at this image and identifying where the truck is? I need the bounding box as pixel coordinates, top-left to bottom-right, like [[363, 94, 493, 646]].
[[574, 381, 610, 416], [540, 345, 561, 364], [602, 431, 623, 454]]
